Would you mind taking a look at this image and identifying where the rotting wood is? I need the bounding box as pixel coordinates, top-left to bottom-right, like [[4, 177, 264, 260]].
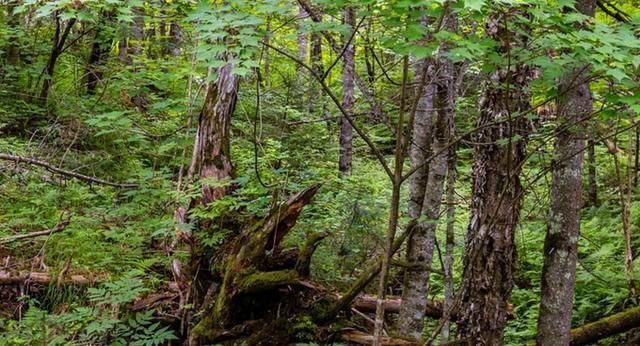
[[0, 271, 97, 285], [570, 306, 640, 345], [340, 330, 419, 346]]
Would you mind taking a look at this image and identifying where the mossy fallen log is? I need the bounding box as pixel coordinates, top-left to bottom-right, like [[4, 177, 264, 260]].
[[570, 306, 640, 345]]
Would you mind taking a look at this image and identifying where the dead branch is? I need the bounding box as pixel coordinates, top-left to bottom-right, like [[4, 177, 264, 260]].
[[0, 271, 96, 285], [0, 153, 138, 188], [0, 220, 71, 244]]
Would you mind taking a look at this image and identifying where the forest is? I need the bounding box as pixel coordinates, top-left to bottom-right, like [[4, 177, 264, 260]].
[[0, 0, 639, 345]]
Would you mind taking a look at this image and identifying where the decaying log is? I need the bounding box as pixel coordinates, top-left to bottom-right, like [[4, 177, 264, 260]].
[[351, 295, 515, 321], [0, 220, 70, 244], [353, 295, 444, 319], [340, 330, 419, 345], [570, 306, 640, 345], [0, 271, 96, 285]]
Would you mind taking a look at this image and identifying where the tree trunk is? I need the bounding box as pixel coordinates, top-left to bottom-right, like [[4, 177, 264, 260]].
[[298, 5, 308, 64], [4, 0, 20, 67], [86, 12, 114, 94], [536, 4, 594, 345], [128, 8, 144, 58], [587, 133, 598, 206], [40, 13, 76, 103], [456, 9, 534, 345], [168, 22, 182, 57], [339, 7, 355, 176], [398, 66, 446, 338], [190, 62, 239, 205], [399, 10, 457, 338]]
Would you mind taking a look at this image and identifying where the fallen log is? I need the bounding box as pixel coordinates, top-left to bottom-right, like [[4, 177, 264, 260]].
[[0, 220, 70, 244], [0, 271, 96, 285], [351, 295, 515, 321], [352, 295, 444, 319], [571, 306, 640, 345], [340, 330, 418, 345]]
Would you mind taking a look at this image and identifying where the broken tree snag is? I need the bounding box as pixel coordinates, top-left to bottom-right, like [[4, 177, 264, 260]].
[[0, 219, 70, 244], [296, 231, 329, 277], [0, 271, 96, 286], [570, 306, 640, 345], [0, 154, 138, 188], [190, 61, 239, 205], [189, 185, 321, 343]]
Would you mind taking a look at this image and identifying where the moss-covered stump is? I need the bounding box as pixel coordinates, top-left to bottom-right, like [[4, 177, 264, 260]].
[[189, 185, 327, 344]]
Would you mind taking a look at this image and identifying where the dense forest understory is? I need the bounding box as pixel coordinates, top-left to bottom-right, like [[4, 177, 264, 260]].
[[1, 0, 640, 345]]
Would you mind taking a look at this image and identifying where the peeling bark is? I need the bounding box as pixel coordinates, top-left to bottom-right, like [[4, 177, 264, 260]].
[[456, 9, 534, 345], [190, 62, 239, 205]]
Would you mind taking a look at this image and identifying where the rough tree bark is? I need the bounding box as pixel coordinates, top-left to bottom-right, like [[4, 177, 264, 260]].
[[456, 9, 534, 345], [536, 4, 595, 345], [339, 7, 355, 176], [189, 62, 239, 205]]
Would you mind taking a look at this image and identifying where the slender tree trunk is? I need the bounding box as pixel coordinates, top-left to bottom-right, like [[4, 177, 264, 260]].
[[536, 4, 594, 344], [339, 7, 355, 176], [373, 57, 409, 346], [441, 139, 457, 343], [298, 5, 308, 64], [398, 10, 456, 338], [168, 22, 182, 57], [587, 133, 598, 206], [128, 8, 144, 58], [86, 13, 114, 94], [456, 9, 534, 345], [5, 0, 20, 67], [40, 13, 76, 103]]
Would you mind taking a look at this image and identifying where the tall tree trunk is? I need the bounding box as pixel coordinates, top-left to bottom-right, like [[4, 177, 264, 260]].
[[128, 8, 144, 58], [441, 139, 457, 343], [373, 57, 409, 346], [456, 9, 534, 345], [398, 10, 456, 338], [40, 13, 76, 103], [297, 5, 308, 64], [86, 13, 114, 94], [396, 55, 434, 337], [339, 7, 355, 176], [587, 133, 598, 206], [536, 3, 595, 344]]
